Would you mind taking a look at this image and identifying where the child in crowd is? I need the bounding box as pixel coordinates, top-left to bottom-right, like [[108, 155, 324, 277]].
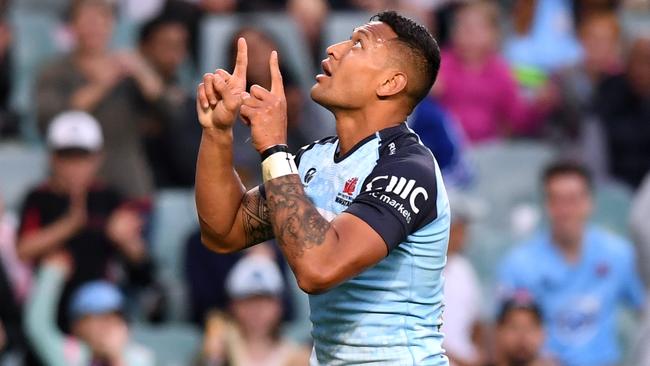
[[25, 251, 155, 366], [490, 296, 555, 366], [196, 255, 310, 366], [434, 0, 555, 143]]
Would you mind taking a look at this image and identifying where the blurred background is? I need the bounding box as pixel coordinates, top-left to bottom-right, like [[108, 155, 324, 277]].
[[0, 0, 649, 365]]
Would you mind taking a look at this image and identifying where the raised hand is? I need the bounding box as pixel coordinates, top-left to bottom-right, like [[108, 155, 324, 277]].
[[240, 50, 287, 153], [197, 37, 248, 130]]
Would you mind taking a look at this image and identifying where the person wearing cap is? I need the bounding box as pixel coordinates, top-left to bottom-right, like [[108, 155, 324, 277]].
[[497, 161, 646, 366], [16, 110, 155, 331], [196, 254, 310, 366], [441, 191, 486, 366], [489, 295, 555, 366], [25, 251, 155, 366]]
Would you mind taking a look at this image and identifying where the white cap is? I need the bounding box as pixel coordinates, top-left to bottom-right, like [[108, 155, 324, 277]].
[[447, 189, 487, 223], [226, 255, 284, 299], [47, 111, 103, 151]]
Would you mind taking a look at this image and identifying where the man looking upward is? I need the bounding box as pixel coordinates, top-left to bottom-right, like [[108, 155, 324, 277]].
[[195, 11, 449, 365]]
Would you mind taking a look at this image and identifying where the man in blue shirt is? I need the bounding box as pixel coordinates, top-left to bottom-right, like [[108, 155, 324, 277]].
[[194, 11, 449, 365], [498, 161, 645, 366]]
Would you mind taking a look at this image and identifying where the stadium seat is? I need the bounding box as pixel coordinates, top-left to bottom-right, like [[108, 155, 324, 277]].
[[130, 322, 202, 366], [321, 11, 373, 51], [0, 142, 47, 212], [151, 189, 198, 320]]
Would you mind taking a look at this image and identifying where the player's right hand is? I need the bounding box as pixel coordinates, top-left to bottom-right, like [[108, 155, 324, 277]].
[[196, 37, 248, 130]]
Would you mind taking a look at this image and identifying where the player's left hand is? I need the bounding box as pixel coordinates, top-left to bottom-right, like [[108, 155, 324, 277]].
[[240, 51, 287, 154]]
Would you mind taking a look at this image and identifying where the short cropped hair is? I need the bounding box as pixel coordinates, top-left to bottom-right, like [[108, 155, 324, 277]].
[[542, 161, 594, 191], [370, 11, 441, 108], [139, 15, 186, 45]]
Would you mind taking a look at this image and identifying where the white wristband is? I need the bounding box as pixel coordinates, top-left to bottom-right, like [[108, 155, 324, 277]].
[[262, 151, 298, 182]]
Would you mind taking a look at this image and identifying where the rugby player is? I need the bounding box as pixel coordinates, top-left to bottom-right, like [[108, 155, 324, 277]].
[[195, 11, 450, 365]]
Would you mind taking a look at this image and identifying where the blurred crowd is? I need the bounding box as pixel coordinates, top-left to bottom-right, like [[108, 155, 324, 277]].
[[0, 0, 649, 365]]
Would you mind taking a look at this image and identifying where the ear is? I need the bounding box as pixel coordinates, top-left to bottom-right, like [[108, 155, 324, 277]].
[[376, 70, 407, 98]]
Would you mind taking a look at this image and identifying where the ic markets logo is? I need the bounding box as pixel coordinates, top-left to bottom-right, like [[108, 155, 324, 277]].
[[364, 175, 429, 223]]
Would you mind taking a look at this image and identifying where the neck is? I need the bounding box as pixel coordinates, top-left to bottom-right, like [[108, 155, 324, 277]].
[[75, 46, 107, 60], [332, 107, 405, 156], [552, 228, 584, 263]]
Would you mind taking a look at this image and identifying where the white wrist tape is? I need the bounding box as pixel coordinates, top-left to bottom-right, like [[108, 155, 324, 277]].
[[262, 151, 298, 182]]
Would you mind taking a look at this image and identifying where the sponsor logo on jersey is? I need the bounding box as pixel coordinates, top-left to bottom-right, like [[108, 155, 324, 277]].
[[388, 142, 397, 155], [304, 167, 317, 185], [364, 175, 429, 218], [335, 177, 358, 207], [342, 177, 358, 195]]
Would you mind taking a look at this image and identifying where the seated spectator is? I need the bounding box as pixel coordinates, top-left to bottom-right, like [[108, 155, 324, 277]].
[[551, 10, 623, 149], [490, 296, 555, 366], [195, 255, 310, 366], [409, 97, 474, 188], [0, 4, 17, 139], [138, 14, 200, 188], [0, 250, 25, 364], [184, 229, 295, 326], [17, 111, 155, 331], [226, 27, 325, 185], [25, 252, 155, 366], [592, 34, 650, 189], [434, 0, 555, 144], [504, 0, 582, 73], [498, 161, 646, 366], [36, 0, 163, 199], [288, 0, 328, 70], [0, 195, 31, 304], [441, 192, 485, 366]]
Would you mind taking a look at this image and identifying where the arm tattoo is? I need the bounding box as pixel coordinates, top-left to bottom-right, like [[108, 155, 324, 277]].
[[265, 174, 331, 259], [241, 191, 274, 247]]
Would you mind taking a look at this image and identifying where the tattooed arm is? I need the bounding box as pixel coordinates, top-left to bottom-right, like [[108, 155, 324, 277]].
[[195, 39, 275, 253], [196, 130, 274, 253], [265, 175, 387, 294]]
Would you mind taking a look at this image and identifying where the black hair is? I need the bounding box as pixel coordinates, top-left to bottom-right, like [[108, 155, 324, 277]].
[[370, 11, 441, 108], [542, 160, 594, 191], [139, 14, 187, 45], [497, 298, 543, 325]]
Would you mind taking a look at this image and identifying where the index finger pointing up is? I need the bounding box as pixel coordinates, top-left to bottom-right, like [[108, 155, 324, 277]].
[[233, 37, 248, 80], [270, 50, 284, 96]]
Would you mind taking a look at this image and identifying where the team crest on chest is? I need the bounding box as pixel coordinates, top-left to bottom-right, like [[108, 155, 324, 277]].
[[335, 177, 358, 207]]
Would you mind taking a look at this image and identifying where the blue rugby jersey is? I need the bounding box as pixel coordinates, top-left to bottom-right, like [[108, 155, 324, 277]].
[[266, 123, 450, 365]]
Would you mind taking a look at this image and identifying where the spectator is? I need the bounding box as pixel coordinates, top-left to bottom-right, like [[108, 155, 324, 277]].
[[0, 195, 31, 304], [25, 252, 155, 366], [184, 230, 295, 326], [441, 192, 485, 366], [288, 0, 328, 70], [551, 11, 623, 149], [592, 34, 650, 189], [504, 0, 582, 73], [498, 161, 646, 366], [408, 97, 473, 188], [0, 1, 17, 139], [226, 27, 325, 184], [36, 0, 162, 199], [434, 0, 555, 144], [16, 111, 155, 331], [195, 255, 310, 366], [630, 173, 650, 366], [490, 296, 555, 366], [0, 251, 25, 364], [138, 14, 200, 188]]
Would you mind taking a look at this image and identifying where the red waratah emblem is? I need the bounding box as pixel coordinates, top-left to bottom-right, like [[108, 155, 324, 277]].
[[343, 177, 358, 195]]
